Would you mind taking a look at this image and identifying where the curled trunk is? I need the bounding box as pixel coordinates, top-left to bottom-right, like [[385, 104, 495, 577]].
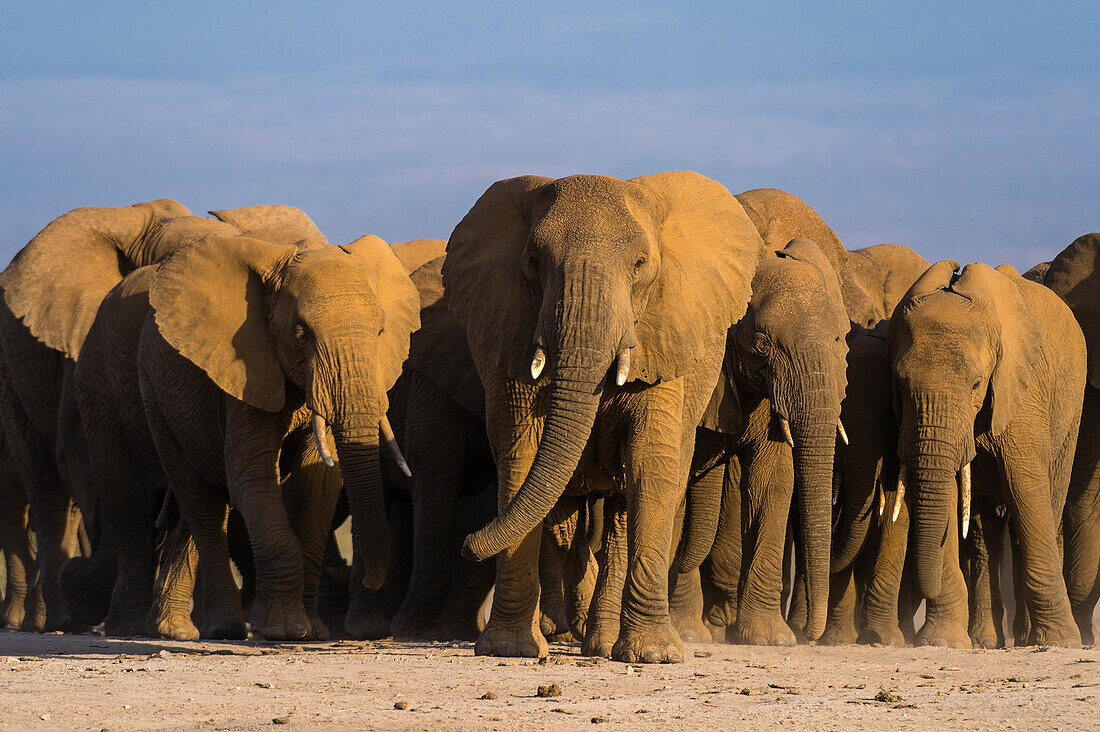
[[463, 356, 603, 561]]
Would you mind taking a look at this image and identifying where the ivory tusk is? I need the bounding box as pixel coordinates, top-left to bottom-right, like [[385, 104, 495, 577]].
[[878, 480, 885, 517], [892, 464, 907, 523], [960, 462, 971, 539], [615, 348, 631, 387], [778, 417, 794, 448], [530, 346, 546, 380], [312, 412, 335, 467], [379, 416, 412, 478], [837, 420, 849, 446]]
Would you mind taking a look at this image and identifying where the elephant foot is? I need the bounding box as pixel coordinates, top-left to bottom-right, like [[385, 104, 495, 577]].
[[1072, 608, 1096, 647], [1026, 617, 1082, 648], [104, 607, 154, 638], [817, 619, 858, 646], [673, 611, 710, 644], [344, 604, 390, 640], [200, 607, 249, 640], [915, 616, 971, 648], [1, 599, 25, 630], [539, 610, 575, 643], [581, 614, 619, 658], [152, 609, 200, 641], [389, 609, 441, 641], [704, 621, 726, 643], [436, 616, 481, 642], [43, 611, 93, 634], [475, 617, 547, 658], [307, 615, 331, 641], [249, 596, 310, 641], [21, 589, 46, 633], [703, 600, 736, 630], [968, 617, 1003, 649], [611, 620, 684, 664], [728, 610, 796, 646], [59, 557, 113, 627], [858, 622, 906, 647]]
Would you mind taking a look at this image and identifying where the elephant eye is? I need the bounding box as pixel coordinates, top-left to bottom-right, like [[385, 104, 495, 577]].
[[525, 253, 539, 271], [293, 323, 310, 345], [633, 254, 648, 271], [971, 379, 981, 391], [752, 333, 770, 355]]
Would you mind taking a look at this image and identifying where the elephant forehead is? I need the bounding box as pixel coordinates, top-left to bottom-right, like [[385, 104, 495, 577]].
[[282, 252, 381, 308], [529, 176, 658, 246]]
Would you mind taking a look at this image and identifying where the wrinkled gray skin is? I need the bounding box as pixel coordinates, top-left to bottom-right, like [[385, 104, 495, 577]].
[[1037, 234, 1100, 645], [698, 239, 849, 646], [0, 440, 45, 631], [890, 261, 1085, 648]]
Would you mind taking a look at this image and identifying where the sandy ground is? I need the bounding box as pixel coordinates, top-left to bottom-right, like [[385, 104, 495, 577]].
[[0, 631, 1097, 731]]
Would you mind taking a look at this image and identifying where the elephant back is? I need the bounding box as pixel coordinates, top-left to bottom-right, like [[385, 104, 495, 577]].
[[406, 255, 485, 420], [1043, 233, 1100, 388], [735, 188, 847, 271]]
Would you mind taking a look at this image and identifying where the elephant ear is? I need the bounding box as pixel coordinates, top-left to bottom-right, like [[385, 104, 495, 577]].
[[443, 175, 555, 379], [858, 243, 931, 317], [734, 188, 848, 270], [0, 199, 191, 359], [149, 235, 296, 412], [210, 205, 327, 244], [951, 263, 1043, 435], [698, 336, 741, 434], [340, 236, 422, 393], [389, 238, 448, 275], [406, 256, 486, 420], [777, 237, 850, 336], [839, 249, 887, 329], [1043, 233, 1100, 388], [898, 260, 960, 308], [628, 171, 764, 384]]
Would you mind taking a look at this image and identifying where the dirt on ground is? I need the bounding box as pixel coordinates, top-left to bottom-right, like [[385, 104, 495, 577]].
[[0, 631, 1097, 731]]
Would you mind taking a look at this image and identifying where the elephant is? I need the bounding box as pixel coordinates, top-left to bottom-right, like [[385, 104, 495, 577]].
[[0, 440, 44, 631], [0, 198, 199, 631], [840, 243, 933, 330], [445, 172, 763, 663], [889, 260, 1086, 647], [1040, 233, 1100, 644], [696, 238, 850, 646], [734, 188, 848, 272], [136, 229, 421, 640], [63, 207, 327, 637]]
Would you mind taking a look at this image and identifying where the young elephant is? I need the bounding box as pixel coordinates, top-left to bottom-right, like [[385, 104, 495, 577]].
[[889, 261, 1086, 647], [698, 238, 850, 646], [1041, 232, 1100, 644], [445, 172, 763, 662], [138, 232, 420, 640]]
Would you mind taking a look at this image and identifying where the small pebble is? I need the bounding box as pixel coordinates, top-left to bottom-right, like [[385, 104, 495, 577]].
[[394, 701, 409, 710], [591, 716, 608, 724], [537, 683, 562, 698], [158, 650, 172, 659], [272, 717, 289, 725], [479, 692, 498, 700], [40, 715, 50, 721]]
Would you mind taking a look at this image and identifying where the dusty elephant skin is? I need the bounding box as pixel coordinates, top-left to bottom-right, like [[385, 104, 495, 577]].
[[1041, 232, 1100, 646], [136, 230, 421, 642], [889, 261, 1086, 648], [0, 198, 195, 633], [443, 171, 763, 663]]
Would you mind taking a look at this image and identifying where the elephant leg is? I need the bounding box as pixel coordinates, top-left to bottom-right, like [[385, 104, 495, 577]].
[[282, 435, 343, 641], [537, 533, 572, 642], [542, 493, 598, 641], [438, 486, 496, 641], [1064, 387, 1100, 646], [391, 378, 468, 640], [915, 481, 970, 648], [819, 566, 858, 646], [965, 499, 1006, 648], [669, 567, 709, 643], [785, 518, 808, 643], [582, 493, 627, 658], [149, 519, 200, 640], [701, 460, 740, 634], [1002, 453, 1079, 647], [347, 492, 409, 639], [729, 408, 797, 646], [611, 379, 688, 664], [0, 479, 33, 629], [858, 490, 909, 646], [317, 531, 350, 639], [475, 377, 546, 659]]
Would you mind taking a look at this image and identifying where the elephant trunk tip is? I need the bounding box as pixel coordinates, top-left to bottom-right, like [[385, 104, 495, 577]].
[[461, 525, 497, 562], [361, 564, 387, 592]]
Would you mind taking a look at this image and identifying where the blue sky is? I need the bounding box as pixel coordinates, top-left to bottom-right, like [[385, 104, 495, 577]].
[[2, 2, 1097, 269]]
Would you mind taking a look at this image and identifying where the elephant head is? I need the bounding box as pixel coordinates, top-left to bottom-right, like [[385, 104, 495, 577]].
[[1044, 233, 1100, 388], [0, 200, 325, 361], [888, 261, 1042, 598], [444, 171, 763, 563], [148, 234, 420, 589], [734, 188, 848, 271], [841, 244, 932, 332], [728, 237, 849, 639]]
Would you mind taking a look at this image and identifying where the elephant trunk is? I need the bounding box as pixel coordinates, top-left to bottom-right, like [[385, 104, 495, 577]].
[[908, 434, 959, 600], [463, 350, 605, 561], [678, 462, 723, 572], [831, 442, 882, 573], [790, 413, 835, 641]]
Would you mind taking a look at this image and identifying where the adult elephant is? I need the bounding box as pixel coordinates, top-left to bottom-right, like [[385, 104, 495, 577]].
[[840, 244, 933, 330], [446, 172, 762, 662], [1040, 233, 1100, 644], [137, 230, 421, 640], [734, 188, 848, 271], [698, 238, 849, 645], [889, 261, 1085, 647], [0, 198, 200, 631], [65, 209, 326, 637]]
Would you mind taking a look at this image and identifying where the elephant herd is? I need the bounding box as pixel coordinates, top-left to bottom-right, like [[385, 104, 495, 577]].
[[0, 172, 1097, 665]]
